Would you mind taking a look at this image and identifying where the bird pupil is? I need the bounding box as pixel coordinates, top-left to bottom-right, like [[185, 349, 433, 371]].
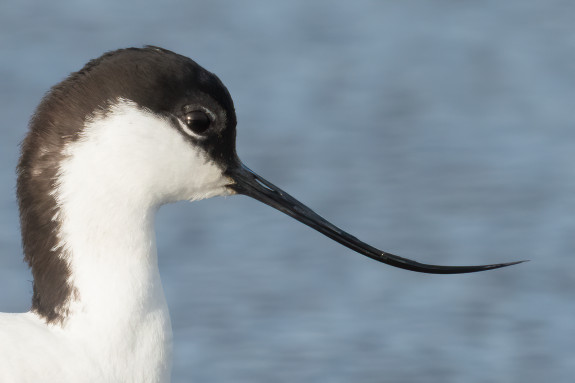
[[185, 111, 210, 133]]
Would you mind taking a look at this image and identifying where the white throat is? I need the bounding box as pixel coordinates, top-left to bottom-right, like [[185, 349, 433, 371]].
[[38, 100, 232, 381]]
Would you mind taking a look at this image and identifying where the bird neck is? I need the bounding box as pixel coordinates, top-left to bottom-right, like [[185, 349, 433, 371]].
[[18, 110, 176, 380], [54, 194, 173, 381]]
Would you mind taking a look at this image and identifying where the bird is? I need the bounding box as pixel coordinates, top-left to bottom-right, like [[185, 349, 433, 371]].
[[0, 46, 523, 382]]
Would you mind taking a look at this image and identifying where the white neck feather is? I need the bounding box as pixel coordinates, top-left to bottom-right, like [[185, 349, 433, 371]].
[[40, 100, 231, 382]]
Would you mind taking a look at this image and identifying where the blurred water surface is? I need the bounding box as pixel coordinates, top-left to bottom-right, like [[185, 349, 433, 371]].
[[1, 1, 574, 382]]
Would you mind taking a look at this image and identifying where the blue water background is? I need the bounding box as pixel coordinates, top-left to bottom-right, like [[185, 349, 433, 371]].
[[1, 1, 574, 382]]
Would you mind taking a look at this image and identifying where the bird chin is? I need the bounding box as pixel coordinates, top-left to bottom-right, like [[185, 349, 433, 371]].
[[186, 186, 235, 203]]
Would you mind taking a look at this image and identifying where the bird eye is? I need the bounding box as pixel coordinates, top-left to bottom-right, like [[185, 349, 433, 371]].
[[183, 110, 211, 134]]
